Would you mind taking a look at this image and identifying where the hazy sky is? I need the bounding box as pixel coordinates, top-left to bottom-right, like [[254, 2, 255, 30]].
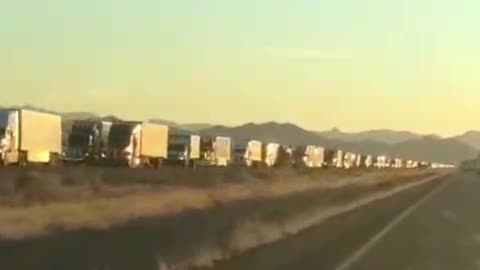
[[1, 0, 479, 136]]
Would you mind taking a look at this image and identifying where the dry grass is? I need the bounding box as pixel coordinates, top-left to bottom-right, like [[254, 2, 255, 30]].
[[0, 167, 446, 241]]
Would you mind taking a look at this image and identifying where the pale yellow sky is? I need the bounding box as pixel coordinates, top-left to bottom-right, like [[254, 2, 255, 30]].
[[1, 1, 480, 136]]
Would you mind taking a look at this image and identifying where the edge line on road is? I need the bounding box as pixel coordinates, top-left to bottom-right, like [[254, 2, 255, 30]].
[[333, 173, 455, 270]]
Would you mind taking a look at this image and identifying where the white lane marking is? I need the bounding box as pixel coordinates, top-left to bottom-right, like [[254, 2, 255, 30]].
[[334, 174, 455, 270]]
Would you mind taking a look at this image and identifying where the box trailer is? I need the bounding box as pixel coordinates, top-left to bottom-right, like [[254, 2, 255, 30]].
[[245, 140, 263, 166], [107, 121, 168, 167], [343, 152, 357, 169], [0, 109, 62, 165], [190, 135, 201, 160], [406, 159, 418, 169], [265, 143, 292, 167], [376, 155, 388, 168], [393, 158, 404, 169], [303, 145, 325, 168], [214, 136, 231, 167], [365, 155, 374, 168], [335, 150, 344, 168], [356, 154, 364, 168]]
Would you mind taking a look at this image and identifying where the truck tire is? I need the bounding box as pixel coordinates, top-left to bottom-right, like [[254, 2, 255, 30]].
[[156, 158, 164, 169], [18, 152, 27, 168], [189, 159, 197, 169], [1, 152, 8, 167], [49, 153, 61, 167]]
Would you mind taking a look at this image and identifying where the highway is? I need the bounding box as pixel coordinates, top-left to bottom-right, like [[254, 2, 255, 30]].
[[206, 171, 477, 270], [0, 171, 473, 270]]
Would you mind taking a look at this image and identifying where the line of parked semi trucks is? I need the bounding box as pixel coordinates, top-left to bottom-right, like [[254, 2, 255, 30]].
[[0, 109, 455, 169]]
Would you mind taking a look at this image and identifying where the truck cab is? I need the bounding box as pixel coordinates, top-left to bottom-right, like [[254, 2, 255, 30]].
[[233, 141, 248, 165], [66, 120, 111, 163], [107, 122, 143, 167], [167, 131, 200, 167]]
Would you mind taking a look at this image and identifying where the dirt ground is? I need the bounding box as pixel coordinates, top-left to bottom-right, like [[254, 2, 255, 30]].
[[0, 166, 451, 270], [0, 166, 445, 241]]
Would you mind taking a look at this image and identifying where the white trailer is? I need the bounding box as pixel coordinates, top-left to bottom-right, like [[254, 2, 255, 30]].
[[140, 123, 168, 158], [190, 135, 201, 160], [365, 155, 374, 168], [304, 145, 325, 168], [343, 152, 357, 169], [214, 136, 231, 167], [376, 155, 388, 168], [393, 158, 404, 169], [265, 143, 280, 167], [334, 150, 344, 168], [406, 159, 419, 169], [244, 140, 263, 167], [355, 154, 363, 168], [107, 121, 169, 167], [0, 109, 62, 165], [264, 143, 293, 167]]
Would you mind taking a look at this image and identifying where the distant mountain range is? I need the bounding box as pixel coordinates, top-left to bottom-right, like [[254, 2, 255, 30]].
[[147, 119, 212, 131], [2, 105, 479, 163], [452, 131, 480, 150], [317, 128, 423, 144], [199, 123, 478, 163]]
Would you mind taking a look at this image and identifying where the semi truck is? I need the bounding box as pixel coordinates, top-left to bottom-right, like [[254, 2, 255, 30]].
[[291, 145, 307, 167], [214, 136, 232, 167], [198, 136, 216, 166], [324, 149, 336, 167], [265, 143, 291, 167], [406, 160, 419, 169], [376, 155, 388, 168], [335, 150, 344, 168], [356, 154, 364, 168], [107, 121, 168, 168], [0, 109, 62, 166], [65, 120, 112, 164], [343, 152, 357, 169], [392, 158, 404, 169], [166, 130, 200, 167], [232, 139, 264, 167], [302, 145, 325, 168], [233, 140, 248, 165], [244, 140, 264, 167], [197, 136, 232, 166], [365, 155, 374, 168], [418, 161, 431, 169]]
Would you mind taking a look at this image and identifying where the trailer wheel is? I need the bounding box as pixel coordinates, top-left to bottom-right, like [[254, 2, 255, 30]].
[[151, 157, 164, 169], [49, 153, 61, 167], [18, 152, 27, 167], [1, 153, 8, 167], [157, 158, 164, 169]]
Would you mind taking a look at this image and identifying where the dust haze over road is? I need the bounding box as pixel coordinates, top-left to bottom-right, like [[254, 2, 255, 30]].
[[0, 167, 450, 270]]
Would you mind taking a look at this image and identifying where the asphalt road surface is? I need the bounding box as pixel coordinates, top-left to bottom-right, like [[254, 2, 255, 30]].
[[206, 171, 478, 270]]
